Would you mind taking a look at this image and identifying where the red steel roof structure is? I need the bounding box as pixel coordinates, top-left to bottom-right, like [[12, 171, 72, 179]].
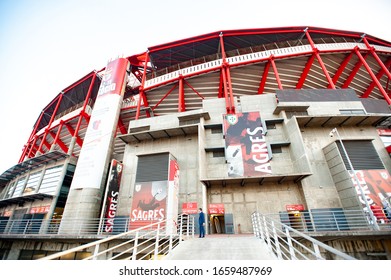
[[17, 26, 391, 166]]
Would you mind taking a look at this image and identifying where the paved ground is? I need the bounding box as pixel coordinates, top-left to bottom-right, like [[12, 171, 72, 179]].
[[164, 234, 277, 260]]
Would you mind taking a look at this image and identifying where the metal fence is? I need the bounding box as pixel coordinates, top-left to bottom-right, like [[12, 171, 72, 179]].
[[263, 208, 391, 233], [251, 211, 357, 260], [35, 214, 194, 260], [0, 214, 195, 237]]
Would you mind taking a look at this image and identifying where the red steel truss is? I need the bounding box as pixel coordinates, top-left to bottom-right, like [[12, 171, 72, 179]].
[[18, 26, 391, 163]]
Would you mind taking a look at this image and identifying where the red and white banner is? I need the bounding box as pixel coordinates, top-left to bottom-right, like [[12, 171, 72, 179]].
[[223, 112, 271, 177], [71, 58, 129, 189], [166, 156, 180, 233], [182, 202, 198, 214], [286, 204, 305, 212], [102, 159, 123, 233], [129, 181, 168, 230], [349, 169, 391, 217], [208, 204, 225, 214], [30, 205, 50, 214]]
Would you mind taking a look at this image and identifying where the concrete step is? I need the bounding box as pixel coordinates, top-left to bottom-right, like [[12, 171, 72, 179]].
[[164, 234, 277, 260]]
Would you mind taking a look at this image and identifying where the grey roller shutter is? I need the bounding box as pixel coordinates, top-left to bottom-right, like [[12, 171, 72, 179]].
[[336, 140, 384, 170], [135, 153, 169, 182]]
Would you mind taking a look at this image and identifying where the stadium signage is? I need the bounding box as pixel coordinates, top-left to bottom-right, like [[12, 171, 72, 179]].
[[70, 58, 129, 190], [102, 159, 123, 233], [223, 112, 272, 177]]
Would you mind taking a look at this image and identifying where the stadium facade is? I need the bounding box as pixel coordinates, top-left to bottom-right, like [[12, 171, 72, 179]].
[[1, 26, 391, 260]]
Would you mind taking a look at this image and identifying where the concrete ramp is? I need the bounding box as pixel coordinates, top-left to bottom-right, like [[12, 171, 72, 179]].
[[164, 235, 277, 260]]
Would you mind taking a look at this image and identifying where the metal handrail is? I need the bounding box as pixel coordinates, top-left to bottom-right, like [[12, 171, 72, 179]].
[[259, 209, 391, 233], [38, 214, 194, 260], [251, 212, 357, 260]]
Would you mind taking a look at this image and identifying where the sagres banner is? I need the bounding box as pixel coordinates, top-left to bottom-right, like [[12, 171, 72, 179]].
[[349, 169, 391, 221], [223, 112, 271, 177]]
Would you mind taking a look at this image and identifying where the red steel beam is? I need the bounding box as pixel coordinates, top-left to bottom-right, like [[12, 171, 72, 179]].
[[329, 51, 354, 88], [258, 61, 271, 94], [152, 83, 178, 111], [305, 30, 336, 89], [37, 94, 63, 154], [69, 73, 97, 154], [362, 58, 391, 98], [26, 136, 39, 159], [270, 56, 283, 90], [183, 79, 204, 99], [296, 54, 316, 89], [178, 75, 185, 112], [136, 52, 150, 120], [49, 130, 68, 153], [354, 47, 391, 104], [117, 117, 127, 135], [218, 71, 224, 98], [363, 37, 391, 81], [65, 123, 83, 148], [220, 33, 235, 114], [342, 53, 368, 88], [225, 65, 236, 114]]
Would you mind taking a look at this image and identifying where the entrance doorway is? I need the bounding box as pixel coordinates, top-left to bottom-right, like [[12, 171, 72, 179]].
[[209, 214, 225, 234]]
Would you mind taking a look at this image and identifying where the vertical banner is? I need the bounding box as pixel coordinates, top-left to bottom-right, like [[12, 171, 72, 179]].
[[129, 181, 167, 230], [350, 169, 391, 222], [71, 58, 129, 189], [102, 159, 123, 233], [223, 112, 271, 177], [166, 156, 180, 234]]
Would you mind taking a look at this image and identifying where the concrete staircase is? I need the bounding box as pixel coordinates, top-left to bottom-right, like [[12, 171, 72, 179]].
[[164, 234, 277, 260]]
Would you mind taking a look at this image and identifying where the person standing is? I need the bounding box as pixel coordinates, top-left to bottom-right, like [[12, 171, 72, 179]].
[[198, 208, 205, 238]]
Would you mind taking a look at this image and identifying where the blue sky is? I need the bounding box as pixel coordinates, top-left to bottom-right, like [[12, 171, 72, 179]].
[[0, 0, 391, 173]]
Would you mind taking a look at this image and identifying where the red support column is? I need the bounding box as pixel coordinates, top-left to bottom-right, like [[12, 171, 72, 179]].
[[49, 121, 66, 152], [341, 53, 368, 88], [363, 37, 391, 81], [218, 71, 224, 98], [19, 111, 45, 162], [258, 61, 271, 94], [225, 64, 235, 114], [136, 52, 150, 120], [305, 29, 336, 89], [355, 47, 391, 104], [49, 129, 68, 153], [66, 123, 83, 148], [68, 73, 96, 155], [37, 94, 63, 154], [362, 58, 391, 98], [219, 33, 235, 114], [296, 54, 316, 89], [329, 51, 354, 88], [117, 117, 127, 135], [270, 56, 283, 90], [178, 75, 185, 112], [26, 136, 38, 159]]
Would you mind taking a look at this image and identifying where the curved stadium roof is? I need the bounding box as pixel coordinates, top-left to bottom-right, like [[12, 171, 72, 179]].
[[12, 26, 391, 168]]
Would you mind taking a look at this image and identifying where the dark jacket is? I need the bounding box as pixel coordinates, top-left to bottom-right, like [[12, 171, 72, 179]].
[[199, 211, 205, 225]]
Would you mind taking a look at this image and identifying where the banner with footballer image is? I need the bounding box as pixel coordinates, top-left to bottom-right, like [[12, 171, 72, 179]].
[[349, 169, 391, 222], [129, 154, 179, 234], [223, 112, 272, 177], [129, 181, 168, 230]]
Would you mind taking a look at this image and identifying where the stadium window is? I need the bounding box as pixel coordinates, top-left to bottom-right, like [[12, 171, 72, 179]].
[[266, 123, 276, 130], [285, 111, 308, 118], [211, 127, 223, 134], [271, 146, 282, 154], [339, 109, 365, 115], [213, 151, 225, 158]]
